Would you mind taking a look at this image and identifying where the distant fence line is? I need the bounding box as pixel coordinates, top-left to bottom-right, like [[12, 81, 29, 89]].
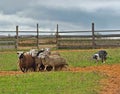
[[0, 23, 120, 50]]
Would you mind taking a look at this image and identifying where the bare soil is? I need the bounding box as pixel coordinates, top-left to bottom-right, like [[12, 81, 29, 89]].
[[69, 64, 120, 94], [0, 64, 120, 94]]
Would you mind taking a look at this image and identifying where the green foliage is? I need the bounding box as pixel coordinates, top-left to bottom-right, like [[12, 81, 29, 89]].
[[0, 71, 104, 94]]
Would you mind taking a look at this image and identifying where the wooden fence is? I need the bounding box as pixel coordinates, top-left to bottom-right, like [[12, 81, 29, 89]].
[[0, 23, 120, 50]]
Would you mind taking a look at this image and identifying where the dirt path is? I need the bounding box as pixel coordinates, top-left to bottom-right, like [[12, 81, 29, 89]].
[[0, 71, 23, 76], [0, 64, 120, 94], [69, 64, 120, 94]]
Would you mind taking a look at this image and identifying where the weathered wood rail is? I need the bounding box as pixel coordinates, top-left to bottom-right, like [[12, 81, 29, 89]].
[[0, 23, 120, 50]]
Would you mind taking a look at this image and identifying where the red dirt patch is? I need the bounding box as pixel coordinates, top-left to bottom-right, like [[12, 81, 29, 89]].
[[0, 64, 120, 94], [0, 71, 23, 76], [69, 64, 120, 94]]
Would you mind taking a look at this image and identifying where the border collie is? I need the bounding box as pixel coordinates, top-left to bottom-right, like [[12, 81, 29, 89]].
[[93, 50, 107, 63]]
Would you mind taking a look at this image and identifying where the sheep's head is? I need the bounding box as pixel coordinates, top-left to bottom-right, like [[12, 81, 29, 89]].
[[17, 51, 24, 59], [29, 49, 38, 57], [44, 48, 51, 55], [36, 49, 45, 56], [37, 53, 45, 58]]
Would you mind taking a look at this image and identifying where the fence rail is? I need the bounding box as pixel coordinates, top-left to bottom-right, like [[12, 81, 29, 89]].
[[0, 23, 120, 50]]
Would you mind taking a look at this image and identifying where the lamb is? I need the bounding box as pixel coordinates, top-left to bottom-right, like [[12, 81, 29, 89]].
[[93, 50, 107, 63], [39, 53, 68, 71], [17, 52, 36, 72]]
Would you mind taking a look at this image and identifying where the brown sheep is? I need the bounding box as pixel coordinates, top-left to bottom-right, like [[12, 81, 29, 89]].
[[17, 52, 36, 72]]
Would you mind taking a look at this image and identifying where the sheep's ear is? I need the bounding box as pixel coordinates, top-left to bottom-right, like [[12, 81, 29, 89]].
[[17, 51, 24, 54]]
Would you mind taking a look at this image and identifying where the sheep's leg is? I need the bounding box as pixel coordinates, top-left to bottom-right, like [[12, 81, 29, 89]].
[[35, 64, 38, 72], [44, 65, 47, 71], [33, 66, 36, 72], [64, 65, 69, 71], [52, 66, 55, 71], [25, 68, 28, 72], [20, 67, 25, 72], [39, 64, 45, 71], [62, 65, 66, 70], [21, 68, 24, 72], [33, 67, 36, 72]]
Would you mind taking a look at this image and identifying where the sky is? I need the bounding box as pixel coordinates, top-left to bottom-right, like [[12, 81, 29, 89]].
[[0, 0, 120, 31]]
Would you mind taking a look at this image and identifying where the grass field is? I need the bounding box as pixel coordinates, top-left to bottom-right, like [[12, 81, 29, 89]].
[[0, 48, 120, 94], [61, 48, 120, 67], [0, 48, 120, 71], [0, 71, 105, 94]]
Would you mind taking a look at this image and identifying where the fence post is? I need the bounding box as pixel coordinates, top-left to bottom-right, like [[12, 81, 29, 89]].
[[15, 25, 19, 50], [37, 23, 39, 49], [92, 22, 95, 48], [56, 24, 59, 48]]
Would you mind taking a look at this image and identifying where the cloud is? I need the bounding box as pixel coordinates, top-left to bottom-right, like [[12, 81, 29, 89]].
[[33, 0, 120, 12], [0, 12, 38, 30], [0, 0, 120, 31]]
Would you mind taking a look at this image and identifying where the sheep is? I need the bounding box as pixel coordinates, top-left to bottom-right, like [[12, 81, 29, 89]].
[[34, 56, 45, 71], [93, 50, 108, 63], [38, 48, 60, 56], [39, 48, 51, 55], [44, 48, 60, 56], [34, 48, 61, 71], [32, 49, 46, 71], [17, 52, 36, 72], [22, 49, 44, 72], [35, 48, 60, 70], [39, 53, 68, 71]]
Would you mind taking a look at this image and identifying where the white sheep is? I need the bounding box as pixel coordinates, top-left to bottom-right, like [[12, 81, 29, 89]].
[[39, 53, 68, 71], [34, 48, 62, 71]]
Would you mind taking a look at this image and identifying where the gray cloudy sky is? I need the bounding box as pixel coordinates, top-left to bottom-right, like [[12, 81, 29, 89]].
[[0, 0, 120, 31]]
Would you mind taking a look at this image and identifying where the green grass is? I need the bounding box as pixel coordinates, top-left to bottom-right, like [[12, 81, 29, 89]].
[[0, 48, 120, 71], [60, 48, 120, 67], [1, 48, 119, 94], [0, 52, 18, 71], [0, 71, 104, 94]]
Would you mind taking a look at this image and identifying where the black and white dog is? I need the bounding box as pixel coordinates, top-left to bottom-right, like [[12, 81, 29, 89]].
[[93, 50, 107, 63]]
